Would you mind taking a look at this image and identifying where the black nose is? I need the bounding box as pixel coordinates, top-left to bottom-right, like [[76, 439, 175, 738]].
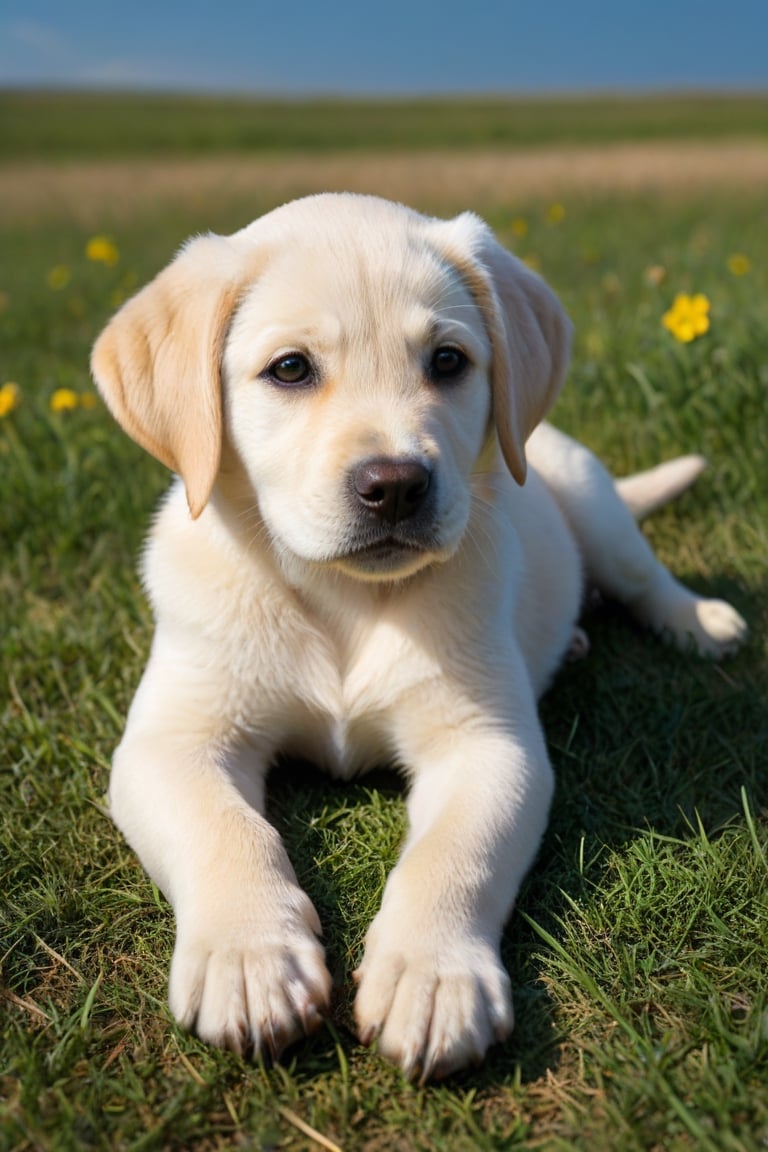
[[352, 457, 433, 524]]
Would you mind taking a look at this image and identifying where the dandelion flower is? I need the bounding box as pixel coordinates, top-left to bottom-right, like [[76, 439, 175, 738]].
[[47, 265, 71, 290], [79, 392, 99, 409], [727, 253, 751, 276], [662, 293, 711, 343], [0, 381, 19, 418], [86, 235, 119, 267], [51, 388, 79, 412], [511, 216, 528, 238], [546, 203, 566, 225]]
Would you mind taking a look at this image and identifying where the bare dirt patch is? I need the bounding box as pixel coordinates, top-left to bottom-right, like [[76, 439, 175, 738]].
[[3, 139, 768, 224]]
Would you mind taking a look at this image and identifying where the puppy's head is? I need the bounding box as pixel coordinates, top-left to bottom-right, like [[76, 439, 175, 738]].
[[92, 194, 571, 581]]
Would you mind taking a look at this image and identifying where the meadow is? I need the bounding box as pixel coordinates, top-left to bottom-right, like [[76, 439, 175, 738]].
[[2, 90, 768, 159], [1, 93, 767, 1151]]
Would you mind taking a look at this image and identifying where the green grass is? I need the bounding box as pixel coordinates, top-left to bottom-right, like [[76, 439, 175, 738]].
[[2, 89, 768, 159], [1, 173, 767, 1150]]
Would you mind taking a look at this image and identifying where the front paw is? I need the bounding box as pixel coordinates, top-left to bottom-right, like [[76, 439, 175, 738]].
[[169, 892, 331, 1059], [353, 916, 513, 1082]]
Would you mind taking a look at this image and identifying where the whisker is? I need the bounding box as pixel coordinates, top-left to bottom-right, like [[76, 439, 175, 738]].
[[466, 496, 501, 567]]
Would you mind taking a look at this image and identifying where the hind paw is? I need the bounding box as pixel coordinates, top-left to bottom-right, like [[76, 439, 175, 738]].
[[690, 598, 748, 658], [566, 626, 590, 661], [653, 593, 748, 659]]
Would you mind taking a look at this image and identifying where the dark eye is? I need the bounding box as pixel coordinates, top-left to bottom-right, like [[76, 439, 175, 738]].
[[429, 346, 468, 381], [267, 352, 313, 386]]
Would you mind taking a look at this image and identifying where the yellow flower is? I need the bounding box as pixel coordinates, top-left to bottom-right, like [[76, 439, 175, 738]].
[[47, 265, 71, 290], [86, 235, 119, 266], [521, 254, 541, 273], [0, 381, 19, 418], [546, 202, 566, 225], [51, 388, 79, 412], [727, 253, 751, 276], [79, 391, 99, 409], [662, 293, 711, 343], [510, 216, 528, 238]]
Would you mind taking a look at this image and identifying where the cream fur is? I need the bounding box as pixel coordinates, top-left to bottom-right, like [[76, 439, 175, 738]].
[[92, 193, 747, 1081]]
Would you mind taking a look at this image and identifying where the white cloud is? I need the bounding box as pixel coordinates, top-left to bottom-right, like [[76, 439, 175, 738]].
[[76, 58, 175, 87], [0, 19, 235, 91], [0, 19, 80, 82], [7, 19, 73, 60]]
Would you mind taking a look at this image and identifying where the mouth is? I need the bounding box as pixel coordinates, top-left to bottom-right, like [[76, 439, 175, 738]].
[[334, 534, 436, 578]]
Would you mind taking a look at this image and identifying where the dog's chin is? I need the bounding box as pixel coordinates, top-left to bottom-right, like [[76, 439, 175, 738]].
[[330, 539, 440, 583], [271, 524, 463, 586]]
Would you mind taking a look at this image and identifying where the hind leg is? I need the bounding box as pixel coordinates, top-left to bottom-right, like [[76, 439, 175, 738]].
[[527, 424, 747, 658]]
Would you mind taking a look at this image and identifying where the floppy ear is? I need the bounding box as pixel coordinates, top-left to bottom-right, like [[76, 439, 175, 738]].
[[437, 213, 573, 485], [91, 233, 248, 518]]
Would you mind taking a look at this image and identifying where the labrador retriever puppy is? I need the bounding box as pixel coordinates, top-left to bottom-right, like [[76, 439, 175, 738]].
[[92, 193, 747, 1081]]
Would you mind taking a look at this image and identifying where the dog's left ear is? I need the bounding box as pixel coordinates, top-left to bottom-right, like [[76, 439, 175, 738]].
[[91, 233, 250, 518], [436, 213, 573, 484]]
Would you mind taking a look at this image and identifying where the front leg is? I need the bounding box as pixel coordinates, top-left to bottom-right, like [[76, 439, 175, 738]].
[[354, 668, 553, 1081], [109, 648, 331, 1058]]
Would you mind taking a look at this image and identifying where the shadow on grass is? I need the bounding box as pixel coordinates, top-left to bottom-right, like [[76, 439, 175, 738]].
[[265, 575, 766, 1093], [269, 759, 563, 1089]]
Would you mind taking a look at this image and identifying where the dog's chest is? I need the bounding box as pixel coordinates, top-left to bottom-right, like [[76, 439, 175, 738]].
[[247, 586, 437, 779], [282, 613, 430, 778]]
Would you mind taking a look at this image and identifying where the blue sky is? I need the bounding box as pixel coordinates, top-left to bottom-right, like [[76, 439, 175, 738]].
[[0, 0, 766, 94]]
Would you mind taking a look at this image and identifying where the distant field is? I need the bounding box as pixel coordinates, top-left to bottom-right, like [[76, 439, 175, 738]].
[[4, 141, 768, 227], [2, 89, 768, 159]]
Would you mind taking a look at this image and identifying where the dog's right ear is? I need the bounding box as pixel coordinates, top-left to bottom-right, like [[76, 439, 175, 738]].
[[91, 234, 249, 519]]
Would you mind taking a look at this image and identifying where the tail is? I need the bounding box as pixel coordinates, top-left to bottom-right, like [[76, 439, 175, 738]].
[[615, 455, 708, 520]]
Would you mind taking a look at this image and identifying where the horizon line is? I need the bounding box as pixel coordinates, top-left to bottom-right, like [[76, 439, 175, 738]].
[[3, 82, 768, 102]]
